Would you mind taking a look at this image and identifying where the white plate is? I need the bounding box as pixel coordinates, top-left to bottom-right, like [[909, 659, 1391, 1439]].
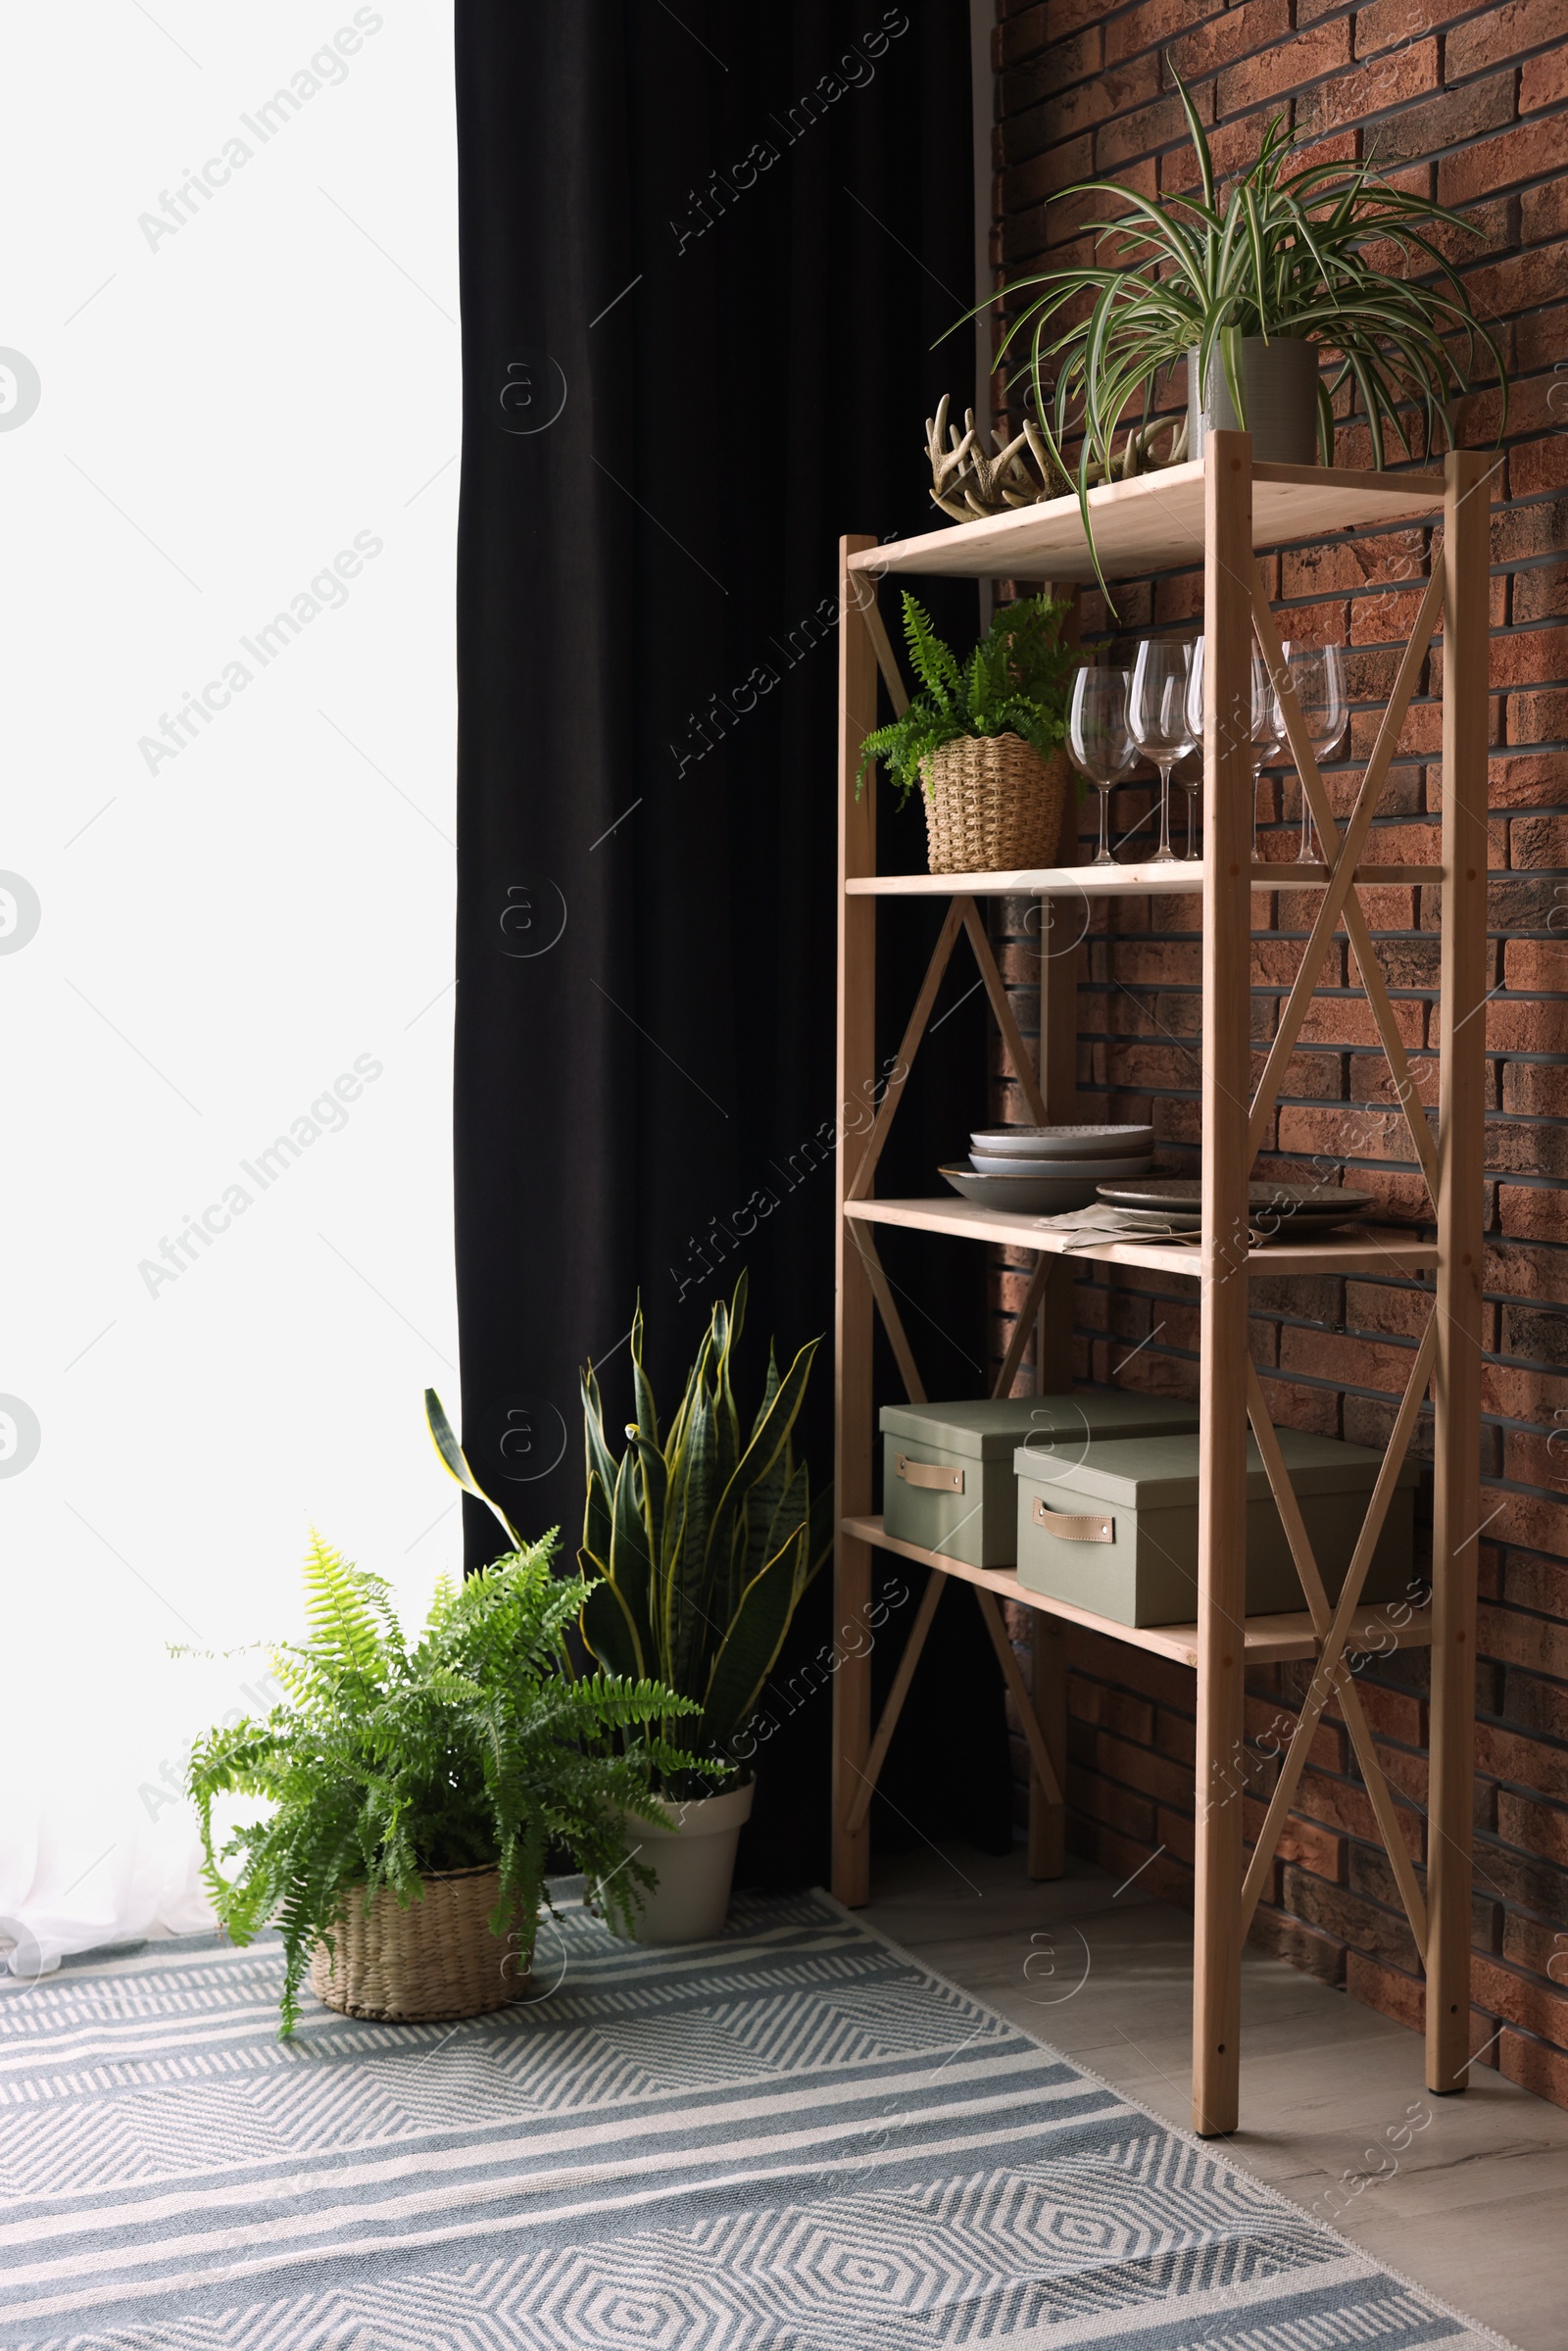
[[968, 1151, 1153, 1179]]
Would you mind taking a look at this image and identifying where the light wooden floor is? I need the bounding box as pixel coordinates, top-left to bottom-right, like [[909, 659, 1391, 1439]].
[[862, 1843, 1568, 2351]]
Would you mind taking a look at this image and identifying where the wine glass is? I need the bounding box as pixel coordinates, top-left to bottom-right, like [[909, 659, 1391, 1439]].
[[1185, 640, 1284, 857], [1128, 639, 1194, 865], [1250, 659, 1286, 858], [1066, 665, 1136, 867], [1279, 641, 1348, 862]]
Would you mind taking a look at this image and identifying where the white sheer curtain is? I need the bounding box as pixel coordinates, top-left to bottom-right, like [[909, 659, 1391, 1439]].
[[0, 1, 460, 1974]]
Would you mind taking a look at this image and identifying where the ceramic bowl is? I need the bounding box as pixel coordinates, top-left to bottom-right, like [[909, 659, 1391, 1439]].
[[939, 1164, 1100, 1212]]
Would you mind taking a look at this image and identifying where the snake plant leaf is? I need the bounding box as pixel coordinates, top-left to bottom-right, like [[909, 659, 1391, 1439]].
[[608, 1446, 658, 1662], [714, 1339, 819, 1529], [580, 1364, 621, 1506], [757, 1458, 809, 1592], [629, 1298, 660, 1453], [697, 1526, 809, 1754], [670, 1392, 719, 1693], [579, 1567, 646, 1683], [423, 1388, 521, 1548]]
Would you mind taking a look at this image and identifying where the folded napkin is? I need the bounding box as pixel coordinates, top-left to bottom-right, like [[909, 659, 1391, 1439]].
[[1022, 1202, 1200, 1249], [1024, 1202, 1354, 1251]]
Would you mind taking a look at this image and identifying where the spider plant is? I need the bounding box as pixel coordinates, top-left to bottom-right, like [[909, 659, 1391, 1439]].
[[971, 61, 1505, 600]]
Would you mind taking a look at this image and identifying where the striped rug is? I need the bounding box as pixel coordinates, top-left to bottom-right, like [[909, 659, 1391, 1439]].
[[0, 1888, 1510, 2349]]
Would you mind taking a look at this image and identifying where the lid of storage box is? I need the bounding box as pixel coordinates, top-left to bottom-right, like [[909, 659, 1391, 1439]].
[[1014, 1427, 1418, 1505], [880, 1390, 1200, 1462]]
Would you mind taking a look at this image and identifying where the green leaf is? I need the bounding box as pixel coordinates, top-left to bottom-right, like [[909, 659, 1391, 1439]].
[[580, 1572, 645, 1681], [424, 1389, 520, 1547], [698, 1529, 808, 1755]]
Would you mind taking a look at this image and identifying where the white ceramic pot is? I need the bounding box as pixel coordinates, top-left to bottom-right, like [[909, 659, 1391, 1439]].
[[622, 1779, 755, 1944]]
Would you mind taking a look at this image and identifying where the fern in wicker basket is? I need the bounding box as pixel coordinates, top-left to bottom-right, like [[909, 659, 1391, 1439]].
[[858, 590, 1077, 805], [186, 1533, 700, 2033]]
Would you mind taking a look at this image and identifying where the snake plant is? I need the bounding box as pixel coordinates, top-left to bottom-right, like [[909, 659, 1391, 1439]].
[[975, 61, 1505, 599], [578, 1274, 833, 1787]]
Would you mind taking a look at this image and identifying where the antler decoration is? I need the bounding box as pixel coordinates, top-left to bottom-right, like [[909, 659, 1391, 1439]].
[[924, 392, 1187, 520]]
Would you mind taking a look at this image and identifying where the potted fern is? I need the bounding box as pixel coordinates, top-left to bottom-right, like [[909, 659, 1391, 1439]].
[[860, 590, 1077, 874], [185, 1532, 698, 2034]]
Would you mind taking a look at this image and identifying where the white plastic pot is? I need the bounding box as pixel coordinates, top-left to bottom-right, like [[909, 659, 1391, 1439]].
[[621, 1779, 755, 1944]]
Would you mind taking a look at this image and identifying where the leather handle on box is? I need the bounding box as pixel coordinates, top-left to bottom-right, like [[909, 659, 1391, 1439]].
[[896, 1454, 964, 1494], [1033, 1501, 1114, 1543]]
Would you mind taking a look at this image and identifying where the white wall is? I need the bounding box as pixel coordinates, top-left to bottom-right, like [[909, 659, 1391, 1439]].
[[0, 0, 460, 1968]]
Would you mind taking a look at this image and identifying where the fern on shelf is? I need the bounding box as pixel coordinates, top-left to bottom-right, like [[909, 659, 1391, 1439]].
[[858, 590, 1078, 805], [185, 1531, 700, 2034]]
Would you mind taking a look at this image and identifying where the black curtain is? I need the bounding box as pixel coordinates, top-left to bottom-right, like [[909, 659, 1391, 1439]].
[[453, 0, 1013, 1883]]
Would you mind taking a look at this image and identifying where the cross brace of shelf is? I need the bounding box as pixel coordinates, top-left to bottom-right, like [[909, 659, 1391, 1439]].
[[832, 439, 1493, 2140]]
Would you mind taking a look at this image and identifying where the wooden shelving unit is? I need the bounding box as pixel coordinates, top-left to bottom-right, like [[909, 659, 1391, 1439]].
[[832, 436, 1491, 2138]]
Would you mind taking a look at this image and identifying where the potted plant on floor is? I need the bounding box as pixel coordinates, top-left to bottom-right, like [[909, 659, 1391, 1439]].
[[575, 1272, 832, 1942], [859, 590, 1077, 874], [186, 1531, 698, 2034], [976, 61, 1505, 597]]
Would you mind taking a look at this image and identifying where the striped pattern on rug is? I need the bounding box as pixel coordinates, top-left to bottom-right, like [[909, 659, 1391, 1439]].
[[0, 1888, 1510, 2349]]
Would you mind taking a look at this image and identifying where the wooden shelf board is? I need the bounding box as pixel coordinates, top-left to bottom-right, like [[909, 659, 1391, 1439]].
[[845, 1196, 1439, 1277], [846, 861, 1435, 898], [846, 859, 1201, 898], [843, 1514, 1435, 1667], [1259, 863, 1441, 888], [848, 460, 1447, 585]]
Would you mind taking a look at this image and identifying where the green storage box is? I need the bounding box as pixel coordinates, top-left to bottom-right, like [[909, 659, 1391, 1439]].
[[879, 1391, 1202, 1569], [1015, 1428, 1418, 1626]]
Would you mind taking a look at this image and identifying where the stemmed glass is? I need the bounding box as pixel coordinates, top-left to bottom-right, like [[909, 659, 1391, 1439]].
[[1066, 665, 1136, 867], [1278, 641, 1348, 862], [1128, 639, 1194, 866], [1185, 640, 1284, 858]]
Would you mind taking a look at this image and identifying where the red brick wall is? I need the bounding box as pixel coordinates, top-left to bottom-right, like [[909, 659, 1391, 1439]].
[[987, 0, 1568, 2106]]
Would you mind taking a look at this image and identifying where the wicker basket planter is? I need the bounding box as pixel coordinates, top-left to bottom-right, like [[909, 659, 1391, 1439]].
[[920, 732, 1069, 874], [309, 1863, 531, 2023]]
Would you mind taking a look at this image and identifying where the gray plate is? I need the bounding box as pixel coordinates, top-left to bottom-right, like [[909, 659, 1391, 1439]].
[[971, 1123, 1154, 1159], [940, 1164, 1099, 1212], [1109, 1207, 1355, 1245], [1096, 1177, 1375, 1216], [969, 1150, 1153, 1179]]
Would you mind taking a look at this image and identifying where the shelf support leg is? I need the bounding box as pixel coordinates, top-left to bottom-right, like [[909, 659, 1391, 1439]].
[[833, 534, 881, 1908], [1036, 768, 1082, 1393], [1027, 1611, 1068, 1880], [1193, 432, 1254, 2138], [1428, 452, 1494, 2090]]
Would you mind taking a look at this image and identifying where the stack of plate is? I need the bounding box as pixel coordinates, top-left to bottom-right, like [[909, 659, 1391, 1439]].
[[1094, 1177, 1375, 1238], [940, 1124, 1155, 1212]]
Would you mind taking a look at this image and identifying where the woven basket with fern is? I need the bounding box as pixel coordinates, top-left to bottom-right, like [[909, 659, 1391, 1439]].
[[859, 592, 1077, 875], [185, 1533, 701, 2033]]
